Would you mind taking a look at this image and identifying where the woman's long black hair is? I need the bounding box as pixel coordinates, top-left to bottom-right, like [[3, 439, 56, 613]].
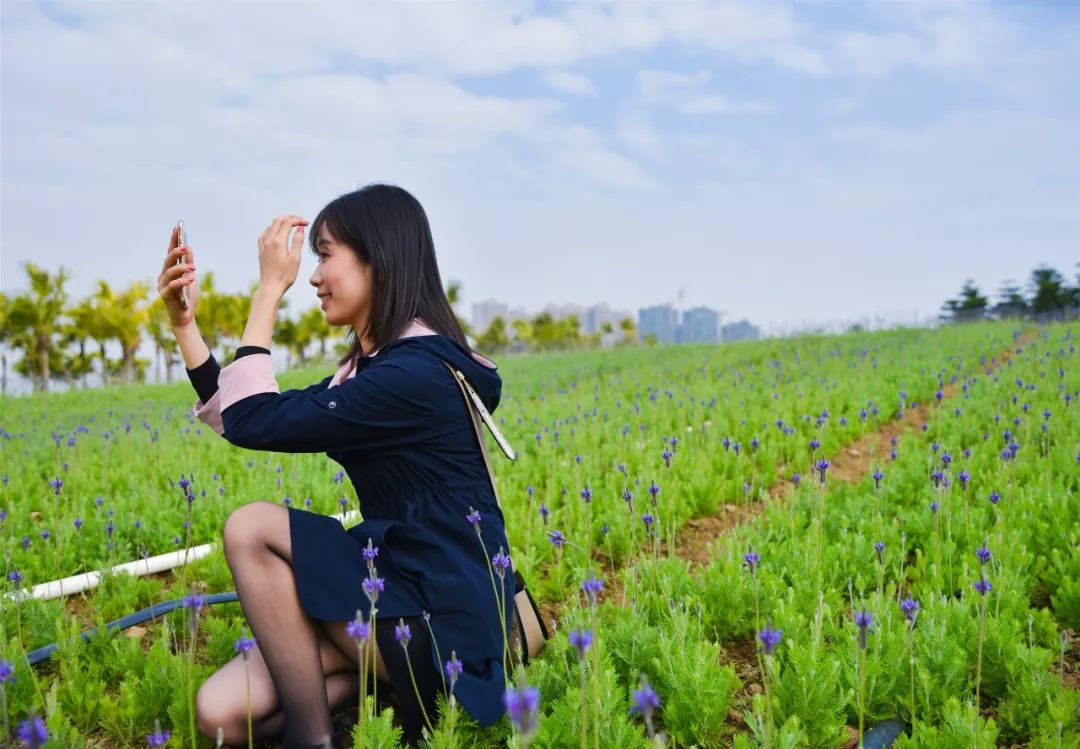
[[308, 183, 473, 366]]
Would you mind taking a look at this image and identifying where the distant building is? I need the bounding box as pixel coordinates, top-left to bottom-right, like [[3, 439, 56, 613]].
[[721, 319, 760, 342], [679, 306, 720, 343], [472, 300, 509, 334], [639, 305, 679, 343]]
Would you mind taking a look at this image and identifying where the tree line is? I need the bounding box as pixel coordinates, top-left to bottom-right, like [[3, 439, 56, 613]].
[[0, 263, 639, 394], [940, 264, 1080, 324]]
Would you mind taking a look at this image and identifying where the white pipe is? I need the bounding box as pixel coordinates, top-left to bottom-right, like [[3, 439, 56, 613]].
[[7, 509, 362, 602]]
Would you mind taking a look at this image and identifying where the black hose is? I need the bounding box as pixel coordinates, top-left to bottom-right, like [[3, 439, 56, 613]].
[[26, 592, 239, 666]]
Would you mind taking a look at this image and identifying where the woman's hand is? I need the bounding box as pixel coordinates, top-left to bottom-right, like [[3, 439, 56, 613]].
[[257, 214, 308, 295], [157, 224, 199, 328]]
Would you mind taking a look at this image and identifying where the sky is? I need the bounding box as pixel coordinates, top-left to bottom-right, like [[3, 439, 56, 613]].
[[2, 0, 1078, 336]]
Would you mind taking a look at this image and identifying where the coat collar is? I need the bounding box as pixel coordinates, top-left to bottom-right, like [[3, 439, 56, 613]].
[[328, 318, 495, 387]]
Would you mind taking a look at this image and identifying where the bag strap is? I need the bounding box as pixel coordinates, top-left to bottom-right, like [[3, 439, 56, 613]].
[[442, 361, 516, 509]]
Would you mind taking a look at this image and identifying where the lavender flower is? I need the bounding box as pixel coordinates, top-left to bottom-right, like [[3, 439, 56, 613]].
[[569, 629, 593, 659], [234, 635, 257, 656], [395, 620, 412, 647], [466, 507, 482, 529], [791, 472, 801, 486], [503, 684, 541, 737], [146, 727, 171, 747], [930, 501, 939, 514], [815, 458, 830, 484], [641, 512, 655, 529], [346, 615, 370, 642], [809, 438, 821, 453], [182, 592, 205, 614], [16, 715, 48, 748], [582, 576, 604, 607], [630, 680, 661, 718], [0, 659, 14, 683], [580, 485, 593, 503], [899, 597, 919, 624], [758, 623, 782, 655], [362, 576, 385, 603], [976, 545, 992, 566], [854, 609, 873, 650], [974, 577, 992, 596], [873, 541, 884, 565], [743, 549, 760, 574], [445, 652, 463, 690], [492, 549, 511, 578], [871, 469, 883, 490], [48, 477, 63, 495], [957, 468, 970, 491], [547, 529, 567, 548], [362, 541, 379, 563]]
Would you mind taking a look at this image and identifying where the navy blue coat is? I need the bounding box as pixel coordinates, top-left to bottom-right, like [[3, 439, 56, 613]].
[[192, 331, 513, 727]]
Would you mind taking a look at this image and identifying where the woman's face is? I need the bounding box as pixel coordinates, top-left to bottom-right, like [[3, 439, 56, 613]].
[[308, 225, 372, 330]]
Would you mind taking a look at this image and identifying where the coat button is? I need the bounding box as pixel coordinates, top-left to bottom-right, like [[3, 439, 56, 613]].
[[328, 400, 337, 409]]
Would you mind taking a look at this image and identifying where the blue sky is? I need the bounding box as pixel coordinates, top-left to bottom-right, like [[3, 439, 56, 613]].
[[2, 0, 1077, 334]]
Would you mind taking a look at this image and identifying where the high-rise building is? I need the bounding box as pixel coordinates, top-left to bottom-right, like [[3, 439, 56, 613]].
[[679, 306, 720, 343], [472, 300, 508, 334], [638, 305, 679, 343], [721, 319, 760, 342]]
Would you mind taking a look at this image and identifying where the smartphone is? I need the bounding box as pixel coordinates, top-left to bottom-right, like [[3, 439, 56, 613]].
[[176, 219, 189, 309]]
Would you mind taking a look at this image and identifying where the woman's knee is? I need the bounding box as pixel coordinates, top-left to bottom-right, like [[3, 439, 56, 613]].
[[196, 678, 241, 741], [222, 501, 279, 561]]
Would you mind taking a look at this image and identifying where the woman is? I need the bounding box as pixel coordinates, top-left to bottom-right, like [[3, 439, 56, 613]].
[[157, 184, 514, 748]]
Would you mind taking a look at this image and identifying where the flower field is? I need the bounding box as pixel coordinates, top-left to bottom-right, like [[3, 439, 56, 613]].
[[1, 320, 1077, 747]]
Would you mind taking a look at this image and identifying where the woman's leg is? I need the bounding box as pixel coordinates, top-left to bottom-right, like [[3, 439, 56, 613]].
[[196, 642, 359, 745], [220, 501, 354, 747]]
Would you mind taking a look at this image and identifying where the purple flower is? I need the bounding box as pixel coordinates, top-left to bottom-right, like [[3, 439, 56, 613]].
[[941, 452, 953, 467], [988, 490, 1001, 505], [791, 472, 801, 486], [630, 680, 661, 718], [871, 469, 883, 489], [395, 620, 412, 647], [976, 545, 992, 566], [503, 684, 541, 736], [580, 485, 593, 503], [8, 568, 23, 590], [466, 507, 482, 529], [445, 652, 463, 689], [758, 623, 782, 655], [539, 503, 549, 525], [16, 715, 48, 748], [39, 530, 50, 542], [49, 476, 63, 495], [362, 541, 379, 563], [873, 541, 884, 564], [0, 660, 14, 683], [346, 616, 370, 642], [743, 549, 760, 574], [234, 635, 257, 655], [362, 576, 385, 602], [146, 727, 171, 747], [648, 481, 660, 503], [809, 438, 821, 452], [547, 529, 566, 548], [183, 593, 205, 614], [974, 577, 992, 596], [930, 501, 939, 514], [899, 597, 920, 624], [854, 609, 873, 650], [930, 469, 946, 488], [641, 512, 655, 529], [661, 449, 673, 467], [492, 549, 512, 576], [569, 629, 593, 659], [814, 458, 830, 484], [957, 469, 970, 491], [582, 576, 604, 606]]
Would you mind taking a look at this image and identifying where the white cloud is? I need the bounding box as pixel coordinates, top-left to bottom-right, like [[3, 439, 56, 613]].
[[679, 95, 772, 115], [542, 70, 596, 95]]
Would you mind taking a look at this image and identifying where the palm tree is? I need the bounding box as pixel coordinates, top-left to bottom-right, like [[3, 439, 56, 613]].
[[146, 297, 180, 383], [5, 263, 71, 391], [297, 305, 333, 361], [58, 297, 98, 388]]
